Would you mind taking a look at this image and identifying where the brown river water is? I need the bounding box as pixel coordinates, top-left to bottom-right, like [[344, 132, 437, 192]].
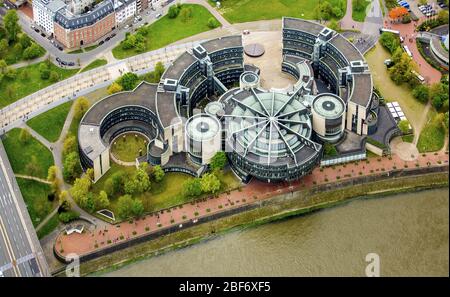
[[105, 188, 449, 276]]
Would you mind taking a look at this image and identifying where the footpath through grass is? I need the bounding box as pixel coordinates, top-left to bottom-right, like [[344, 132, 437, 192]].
[[81, 59, 108, 73], [16, 178, 55, 227], [2, 128, 54, 179], [0, 62, 79, 108], [27, 101, 73, 142], [36, 212, 59, 239], [112, 4, 219, 59], [209, 0, 346, 23]]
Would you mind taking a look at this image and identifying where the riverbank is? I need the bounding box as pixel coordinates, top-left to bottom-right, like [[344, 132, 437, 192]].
[[53, 170, 448, 276]]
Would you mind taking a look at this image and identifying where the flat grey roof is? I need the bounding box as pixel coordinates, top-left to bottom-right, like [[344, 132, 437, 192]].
[[201, 35, 242, 53], [78, 124, 106, 161], [329, 34, 363, 62], [161, 51, 197, 80], [82, 82, 158, 125], [156, 91, 181, 128], [283, 17, 325, 36], [349, 73, 372, 107]]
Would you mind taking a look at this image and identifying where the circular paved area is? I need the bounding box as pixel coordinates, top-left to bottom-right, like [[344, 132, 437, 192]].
[[244, 43, 265, 57], [390, 137, 419, 161]]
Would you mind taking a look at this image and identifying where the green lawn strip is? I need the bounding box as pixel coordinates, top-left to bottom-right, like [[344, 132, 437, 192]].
[[36, 212, 60, 239], [81, 59, 107, 73], [84, 44, 99, 52], [27, 101, 73, 142], [16, 178, 55, 227], [352, 0, 371, 22], [417, 115, 446, 153], [0, 62, 79, 108], [67, 48, 83, 54], [112, 4, 219, 59], [2, 128, 54, 179], [3, 41, 46, 65], [208, 0, 346, 24], [402, 134, 414, 143]]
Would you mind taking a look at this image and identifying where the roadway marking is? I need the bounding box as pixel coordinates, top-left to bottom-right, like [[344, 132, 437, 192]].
[[0, 215, 20, 277]]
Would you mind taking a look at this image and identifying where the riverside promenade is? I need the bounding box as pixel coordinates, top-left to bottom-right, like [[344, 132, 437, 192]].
[[55, 151, 449, 260]]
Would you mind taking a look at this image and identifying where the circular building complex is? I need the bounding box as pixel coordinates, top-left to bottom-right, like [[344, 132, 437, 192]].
[[185, 114, 222, 165], [221, 88, 322, 182], [311, 93, 345, 143]]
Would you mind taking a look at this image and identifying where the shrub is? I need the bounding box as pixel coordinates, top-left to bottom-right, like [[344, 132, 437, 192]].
[[58, 210, 80, 223], [207, 17, 220, 29]]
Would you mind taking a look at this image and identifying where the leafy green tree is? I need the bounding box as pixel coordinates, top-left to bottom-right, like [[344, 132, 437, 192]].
[[0, 39, 7, 58], [19, 128, 31, 144], [207, 17, 220, 29], [39, 62, 50, 79], [3, 10, 21, 42], [430, 83, 449, 111], [152, 165, 165, 182], [59, 211, 80, 223], [398, 120, 410, 134], [79, 192, 95, 213], [49, 71, 59, 82], [73, 97, 90, 120], [412, 85, 430, 103], [63, 135, 77, 156], [19, 34, 31, 48], [4, 67, 16, 79], [183, 178, 202, 198], [105, 170, 126, 197], [210, 151, 227, 171], [200, 173, 221, 194], [124, 168, 151, 195], [69, 175, 91, 203], [25, 155, 40, 176], [168, 5, 180, 18], [23, 43, 43, 60], [117, 194, 134, 219], [180, 7, 193, 22], [107, 82, 123, 94], [379, 32, 400, 54], [131, 199, 144, 217], [47, 165, 58, 182], [95, 190, 110, 210], [154, 61, 165, 78], [117, 72, 139, 90], [63, 151, 81, 181], [0, 59, 7, 73], [59, 190, 71, 212]]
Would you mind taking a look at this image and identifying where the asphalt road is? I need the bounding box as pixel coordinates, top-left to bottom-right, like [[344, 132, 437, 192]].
[[0, 141, 49, 277]]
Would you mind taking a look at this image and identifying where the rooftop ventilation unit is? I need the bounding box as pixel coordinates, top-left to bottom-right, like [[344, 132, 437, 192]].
[[350, 60, 366, 73], [193, 45, 207, 59], [319, 27, 333, 41], [163, 78, 178, 92]]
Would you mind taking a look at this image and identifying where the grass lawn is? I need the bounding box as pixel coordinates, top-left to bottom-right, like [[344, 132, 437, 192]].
[[111, 133, 148, 162], [352, 0, 371, 22], [112, 4, 219, 59], [16, 178, 55, 227], [36, 212, 59, 239], [67, 48, 83, 54], [208, 0, 346, 24], [0, 62, 79, 108], [417, 113, 446, 153], [2, 128, 54, 179], [365, 44, 426, 132], [81, 59, 107, 73], [27, 101, 73, 142], [84, 44, 99, 52]]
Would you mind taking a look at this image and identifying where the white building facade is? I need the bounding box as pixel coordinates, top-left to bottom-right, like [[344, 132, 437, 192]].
[[114, 0, 137, 24], [32, 0, 66, 34]]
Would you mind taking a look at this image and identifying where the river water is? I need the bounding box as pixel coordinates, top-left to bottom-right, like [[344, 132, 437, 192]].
[[105, 188, 449, 276]]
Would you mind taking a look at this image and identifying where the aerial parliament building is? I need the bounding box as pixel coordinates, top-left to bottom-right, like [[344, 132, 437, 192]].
[[79, 18, 394, 183]]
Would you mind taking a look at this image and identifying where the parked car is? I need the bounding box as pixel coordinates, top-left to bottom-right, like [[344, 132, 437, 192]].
[[99, 40, 104, 45], [41, 33, 46, 37], [105, 36, 110, 42], [34, 28, 40, 33], [56, 57, 61, 63], [111, 33, 116, 38], [61, 61, 67, 66], [57, 46, 63, 51], [155, 13, 162, 19], [68, 62, 75, 66], [243, 30, 250, 35]]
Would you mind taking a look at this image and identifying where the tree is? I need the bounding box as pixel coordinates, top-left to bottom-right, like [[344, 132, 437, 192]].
[[117, 72, 139, 90], [107, 82, 123, 94], [49, 71, 59, 82], [388, 6, 408, 20], [25, 155, 40, 176], [131, 199, 144, 217], [152, 165, 165, 182], [122, 34, 137, 50], [23, 43, 43, 60], [4, 67, 16, 79], [117, 194, 134, 219], [95, 190, 110, 210], [73, 97, 90, 120], [47, 165, 58, 182], [200, 173, 221, 194], [183, 178, 202, 198], [59, 211, 80, 223], [69, 175, 91, 203], [207, 17, 220, 29], [0, 39, 8, 58], [0, 59, 7, 74], [3, 10, 21, 42], [379, 32, 400, 54], [135, 42, 146, 52], [19, 128, 31, 144], [124, 168, 151, 195], [58, 190, 71, 212], [389, 49, 413, 85], [63, 151, 81, 181], [398, 120, 410, 134], [412, 85, 430, 103], [19, 34, 32, 49], [154, 61, 165, 79], [39, 62, 50, 79], [210, 151, 227, 171], [430, 83, 449, 111]]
